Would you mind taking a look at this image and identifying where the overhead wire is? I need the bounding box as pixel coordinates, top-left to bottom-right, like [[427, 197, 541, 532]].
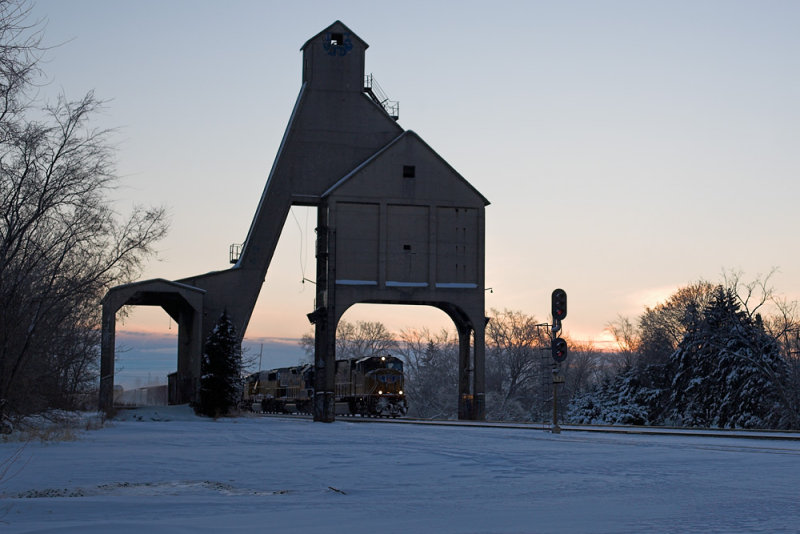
[[290, 206, 310, 290]]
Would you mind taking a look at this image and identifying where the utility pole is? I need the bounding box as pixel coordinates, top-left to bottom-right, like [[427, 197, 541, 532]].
[[552, 367, 562, 433]]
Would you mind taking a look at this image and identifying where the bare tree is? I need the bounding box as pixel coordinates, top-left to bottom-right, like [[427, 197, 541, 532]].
[[637, 281, 716, 368], [0, 1, 168, 415], [563, 341, 601, 398], [725, 270, 800, 428], [485, 308, 551, 420], [0, 0, 42, 137], [765, 299, 800, 424], [604, 315, 639, 370], [397, 327, 458, 420], [299, 319, 398, 363], [335, 320, 397, 359], [724, 268, 778, 319]]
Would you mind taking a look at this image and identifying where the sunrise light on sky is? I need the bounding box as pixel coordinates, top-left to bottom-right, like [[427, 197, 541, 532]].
[[30, 1, 800, 380]]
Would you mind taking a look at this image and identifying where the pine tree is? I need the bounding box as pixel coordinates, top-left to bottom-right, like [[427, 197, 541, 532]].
[[668, 286, 788, 428], [197, 312, 242, 417]]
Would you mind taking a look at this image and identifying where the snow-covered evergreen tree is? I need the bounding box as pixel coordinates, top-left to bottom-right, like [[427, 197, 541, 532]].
[[570, 285, 792, 429], [668, 286, 788, 428], [197, 312, 242, 417]]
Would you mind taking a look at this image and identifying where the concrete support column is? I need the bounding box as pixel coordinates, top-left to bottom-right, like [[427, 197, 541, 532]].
[[175, 307, 202, 406], [313, 307, 336, 422], [190, 306, 203, 406], [472, 318, 486, 421], [313, 205, 336, 422], [457, 322, 472, 420], [99, 302, 117, 414]]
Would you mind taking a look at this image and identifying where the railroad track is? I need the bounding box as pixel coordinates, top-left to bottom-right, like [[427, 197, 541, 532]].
[[254, 413, 800, 441]]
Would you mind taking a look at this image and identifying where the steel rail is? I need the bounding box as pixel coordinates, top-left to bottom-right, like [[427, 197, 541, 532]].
[[253, 413, 800, 441]]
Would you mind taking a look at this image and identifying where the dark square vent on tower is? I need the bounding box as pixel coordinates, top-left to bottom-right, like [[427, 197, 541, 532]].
[[330, 32, 343, 46], [403, 165, 416, 178]]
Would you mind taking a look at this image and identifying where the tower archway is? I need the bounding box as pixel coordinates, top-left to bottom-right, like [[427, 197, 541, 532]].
[[331, 301, 484, 420], [114, 306, 177, 399], [100, 279, 205, 409]]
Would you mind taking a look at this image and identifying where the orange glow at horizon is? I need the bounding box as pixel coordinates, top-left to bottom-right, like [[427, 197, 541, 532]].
[[116, 311, 623, 353]]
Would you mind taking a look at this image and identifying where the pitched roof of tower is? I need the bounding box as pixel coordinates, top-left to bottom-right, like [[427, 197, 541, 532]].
[[300, 20, 368, 51]]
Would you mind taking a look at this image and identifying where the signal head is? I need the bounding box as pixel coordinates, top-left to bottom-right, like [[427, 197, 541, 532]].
[[551, 288, 567, 321], [552, 338, 568, 363]]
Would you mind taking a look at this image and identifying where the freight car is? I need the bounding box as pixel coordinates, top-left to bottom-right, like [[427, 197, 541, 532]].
[[242, 355, 408, 418]]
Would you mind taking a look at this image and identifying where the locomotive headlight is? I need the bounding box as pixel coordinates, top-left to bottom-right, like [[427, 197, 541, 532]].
[[378, 390, 383, 395], [399, 390, 403, 395]]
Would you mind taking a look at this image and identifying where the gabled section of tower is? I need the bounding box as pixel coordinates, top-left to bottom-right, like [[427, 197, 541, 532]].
[[323, 130, 489, 207], [301, 21, 368, 91]]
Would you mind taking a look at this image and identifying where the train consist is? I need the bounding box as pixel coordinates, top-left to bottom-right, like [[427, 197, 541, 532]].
[[242, 355, 408, 418]]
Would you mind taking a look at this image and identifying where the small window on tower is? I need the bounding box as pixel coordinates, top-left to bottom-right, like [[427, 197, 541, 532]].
[[331, 33, 343, 46], [403, 165, 416, 178], [403, 244, 412, 251]]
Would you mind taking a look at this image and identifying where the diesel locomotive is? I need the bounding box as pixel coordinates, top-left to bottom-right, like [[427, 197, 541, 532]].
[[242, 355, 408, 417]]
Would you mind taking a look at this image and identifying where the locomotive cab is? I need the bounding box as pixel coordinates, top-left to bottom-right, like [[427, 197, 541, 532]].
[[356, 356, 404, 394], [352, 355, 407, 417]]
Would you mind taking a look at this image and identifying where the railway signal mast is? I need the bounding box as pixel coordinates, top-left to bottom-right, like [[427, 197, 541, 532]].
[[551, 289, 568, 434]]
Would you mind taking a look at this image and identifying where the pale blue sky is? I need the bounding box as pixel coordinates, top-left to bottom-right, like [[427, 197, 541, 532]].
[[30, 1, 800, 376]]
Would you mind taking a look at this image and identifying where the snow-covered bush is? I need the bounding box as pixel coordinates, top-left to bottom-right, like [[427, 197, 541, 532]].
[[569, 366, 666, 426]]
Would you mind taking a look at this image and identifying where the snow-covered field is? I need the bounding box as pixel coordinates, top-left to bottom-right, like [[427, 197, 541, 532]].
[[2, 407, 799, 533]]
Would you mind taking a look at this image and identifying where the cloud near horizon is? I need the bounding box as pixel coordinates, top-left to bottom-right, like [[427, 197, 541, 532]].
[[113, 330, 307, 389]]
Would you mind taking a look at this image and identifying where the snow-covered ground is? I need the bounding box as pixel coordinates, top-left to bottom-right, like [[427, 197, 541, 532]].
[[2, 407, 799, 533]]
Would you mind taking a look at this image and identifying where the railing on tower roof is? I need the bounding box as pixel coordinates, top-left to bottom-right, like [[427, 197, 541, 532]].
[[229, 243, 243, 264], [364, 74, 399, 120]]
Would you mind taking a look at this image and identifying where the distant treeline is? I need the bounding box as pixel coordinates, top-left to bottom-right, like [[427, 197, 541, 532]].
[[303, 271, 799, 430]]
